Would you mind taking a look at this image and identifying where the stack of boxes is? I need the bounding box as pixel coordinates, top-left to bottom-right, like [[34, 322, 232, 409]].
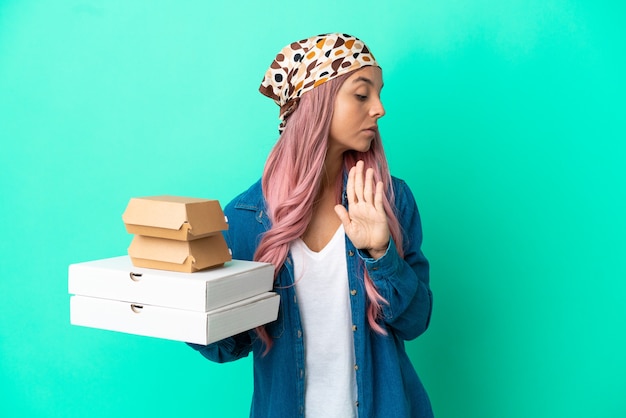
[[122, 196, 232, 273], [68, 195, 280, 345]]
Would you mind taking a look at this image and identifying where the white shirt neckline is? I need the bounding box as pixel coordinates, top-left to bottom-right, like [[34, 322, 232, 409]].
[[294, 224, 345, 259]]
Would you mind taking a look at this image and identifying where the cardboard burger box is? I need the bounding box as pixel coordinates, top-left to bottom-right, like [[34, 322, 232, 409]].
[[127, 234, 231, 273], [122, 196, 231, 273], [122, 195, 228, 241], [69, 256, 279, 345]]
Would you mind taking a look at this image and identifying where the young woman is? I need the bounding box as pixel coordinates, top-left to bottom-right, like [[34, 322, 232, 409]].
[[190, 33, 434, 417]]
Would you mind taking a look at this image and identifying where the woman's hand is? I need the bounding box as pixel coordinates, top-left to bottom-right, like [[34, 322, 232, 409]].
[[334, 160, 390, 259]]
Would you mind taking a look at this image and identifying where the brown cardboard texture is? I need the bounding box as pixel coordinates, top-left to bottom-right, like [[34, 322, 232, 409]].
[[128, 234, 232, 273], [122, 196, 228, 240]]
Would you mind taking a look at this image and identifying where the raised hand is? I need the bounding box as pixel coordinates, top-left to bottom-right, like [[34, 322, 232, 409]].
[[334, 160, 390, 259]]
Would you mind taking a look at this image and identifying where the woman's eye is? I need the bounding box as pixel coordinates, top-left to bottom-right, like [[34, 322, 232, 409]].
[[355, 94, 368, 101]]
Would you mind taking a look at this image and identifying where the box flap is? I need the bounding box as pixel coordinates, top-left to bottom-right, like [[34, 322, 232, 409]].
[[189, 234, 231, 267], [185, 199, 228, 235], [122, 196, 228, 240]]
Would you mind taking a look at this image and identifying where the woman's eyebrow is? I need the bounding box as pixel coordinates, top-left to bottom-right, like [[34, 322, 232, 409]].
[[352, 76, 384, 89], [353, 76, 373, 85]]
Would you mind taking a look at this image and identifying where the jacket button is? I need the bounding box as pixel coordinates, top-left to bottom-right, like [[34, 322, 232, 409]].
[[348, 250, 354, 256], [354, 364, 359, 371], [297, 330, 302, 338], [352, 325, 357, 331], [350, 289, 357, 296]]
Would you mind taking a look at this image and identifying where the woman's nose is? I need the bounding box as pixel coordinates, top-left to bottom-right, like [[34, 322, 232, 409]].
[[370, 97, 386, 119]]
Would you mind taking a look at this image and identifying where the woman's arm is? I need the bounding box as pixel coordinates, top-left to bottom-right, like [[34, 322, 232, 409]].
[[357, 178, 433, 341], [187, 330, 253, 363]]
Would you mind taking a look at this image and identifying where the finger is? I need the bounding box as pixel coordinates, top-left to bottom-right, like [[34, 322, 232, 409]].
[[346, 165, 356, 205], [334, 204, 351, 226], [354, 160, 365, 203], [364, 167, 374, 204], [374, 181, 386, 214]]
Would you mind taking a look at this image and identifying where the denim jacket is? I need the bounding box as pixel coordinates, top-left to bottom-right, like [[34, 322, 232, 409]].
[[189, 176, 434, 417]]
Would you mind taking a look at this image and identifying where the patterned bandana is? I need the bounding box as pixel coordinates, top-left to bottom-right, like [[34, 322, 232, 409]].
[[259, 33, 379, 133]]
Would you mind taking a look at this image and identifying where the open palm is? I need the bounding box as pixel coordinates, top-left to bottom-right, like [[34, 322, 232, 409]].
[[335, 161, 390, 258]]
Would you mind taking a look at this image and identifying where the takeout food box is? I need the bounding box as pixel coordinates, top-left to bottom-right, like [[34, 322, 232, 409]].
[[127, 234, 232, 273], [68, 256, 274, 311], [69, 256, 279, 344], [122, 196, 228, 241], [70, 292, 279, 345]]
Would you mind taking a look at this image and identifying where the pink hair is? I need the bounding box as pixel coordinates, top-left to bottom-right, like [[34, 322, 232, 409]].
[[253, 72, 404, 352]]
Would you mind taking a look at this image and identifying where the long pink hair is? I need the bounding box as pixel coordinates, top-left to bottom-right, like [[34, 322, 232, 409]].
[[254, 71, 404, 351]]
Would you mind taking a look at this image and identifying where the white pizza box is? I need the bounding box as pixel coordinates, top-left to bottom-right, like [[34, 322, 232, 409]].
[[70, 292, 280, 345], [68, 256, 274, 312]]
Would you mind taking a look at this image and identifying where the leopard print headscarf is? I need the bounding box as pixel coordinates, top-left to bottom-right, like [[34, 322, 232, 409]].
[[259, 33, 379, 133]]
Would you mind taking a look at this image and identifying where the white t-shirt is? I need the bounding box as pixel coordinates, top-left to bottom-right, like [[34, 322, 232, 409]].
[[291, 225, 357, 417]]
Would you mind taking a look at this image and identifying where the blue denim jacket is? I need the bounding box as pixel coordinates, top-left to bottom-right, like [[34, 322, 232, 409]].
[[189, 176, 434, 417]]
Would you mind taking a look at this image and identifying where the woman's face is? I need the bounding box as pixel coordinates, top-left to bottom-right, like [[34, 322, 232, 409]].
[[328, 66, 386, 155]]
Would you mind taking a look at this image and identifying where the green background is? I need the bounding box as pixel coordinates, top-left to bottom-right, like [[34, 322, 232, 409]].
[[1, 0, 624, 417]]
